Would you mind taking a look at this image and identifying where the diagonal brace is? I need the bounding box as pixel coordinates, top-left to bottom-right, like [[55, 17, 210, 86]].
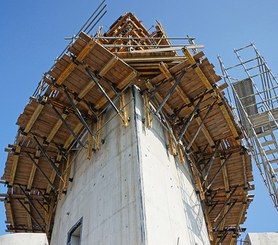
[[62, 85, 95, 139], [32, 134, 61, 177], [50, 103, 85, 147], [84, 66, 120, 114], [19, 185, 47, 227], [155, 69, 187, 115], [26, 152, 56, 191], [177, 92, 205, 142]]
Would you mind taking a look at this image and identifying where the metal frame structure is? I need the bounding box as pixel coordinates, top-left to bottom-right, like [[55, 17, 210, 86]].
[[218, 43, 278, 211]]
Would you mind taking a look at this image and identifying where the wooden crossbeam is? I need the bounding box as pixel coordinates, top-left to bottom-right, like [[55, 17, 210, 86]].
[[27, 150, 41, 190], [183, 49, 240, 144], [99, 56, 118, 76], [55, 40, 97, 86], [24, 104, 44, 134], [159, 62, 215, 147], [9, 145, 21, 186]]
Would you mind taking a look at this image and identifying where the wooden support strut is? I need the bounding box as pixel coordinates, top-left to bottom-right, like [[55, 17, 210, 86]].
[[143, 93, 152, 129], [120, 93, 129, 127], [9, 145, 21, 186], [183, 48, 240, 144]]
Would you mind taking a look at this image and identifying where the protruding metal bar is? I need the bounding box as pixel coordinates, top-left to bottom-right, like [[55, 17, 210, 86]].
[[19, 186, 47, 227], [206, 153, 232, 191], [84, 66, 120, 114], [177, 93, 205, 142], [50, 103, 84, 147], [202, 141, 221, 185], [32, 135, 61, 177], [214, 200, 237, 231], [18, 199, 44, 231], [26, 152, 56, 190], [213, 186, 238, 223], [156, 69, 187, 115], [62, 85, 95, 138], [186, 100, 217, 150]]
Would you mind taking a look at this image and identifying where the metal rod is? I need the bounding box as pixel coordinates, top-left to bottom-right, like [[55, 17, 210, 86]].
[[205, 153, 232, 191], [177, 93, 205, 142], [26, 152, 56, 190], [32, 135, 61, 177], [19, 186, 47, 227], [96, 36, 195, 41], [84, 67, 120, 114], [102, 44, 204, 48], [202, 141, 221, 185], [50, 103, 85, 147], [213, 186, 238, 222], [156, 69, 187, 115], [87, 10, 107, 34], [18, 199, 44, 231], [83, 3, 107, 33], [79, 0, 106, 33], [214, 200, 237, 231], [186, 100, 217, 150], [62, 85, 95, 138]]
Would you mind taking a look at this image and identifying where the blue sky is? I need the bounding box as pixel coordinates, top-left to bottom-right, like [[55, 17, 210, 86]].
[[0, 0, 277, 239]]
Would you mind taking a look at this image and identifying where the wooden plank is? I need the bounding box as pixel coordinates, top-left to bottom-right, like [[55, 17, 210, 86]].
[[24, 104, 44, 134], [55, 40, 97, 86], [9, 146, 21, 186], [99, 56, 118, 76]]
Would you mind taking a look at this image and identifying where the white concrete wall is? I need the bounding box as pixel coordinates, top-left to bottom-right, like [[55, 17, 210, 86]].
[[134, 89, 209, 245], [51, 87, 209, 245], [0, 233, 48, 245], [245, 232, 278, 245]]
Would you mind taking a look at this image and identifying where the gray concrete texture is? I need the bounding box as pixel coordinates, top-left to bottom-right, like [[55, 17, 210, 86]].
[[51, 87, 209, 245], [0, 233, 48, 245]]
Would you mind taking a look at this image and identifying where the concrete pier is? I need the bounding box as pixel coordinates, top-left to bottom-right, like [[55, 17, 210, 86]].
[[51, 87, 209, 245]]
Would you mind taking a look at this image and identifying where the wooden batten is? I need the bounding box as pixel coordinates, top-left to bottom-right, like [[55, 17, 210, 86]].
[[120, 93, 129, 127], [95, 114, 103, 150], [167, 132, 176, 155], [87, 119, 95, 160], [9, 146, 21, 186], [143, 93, 152, 129]]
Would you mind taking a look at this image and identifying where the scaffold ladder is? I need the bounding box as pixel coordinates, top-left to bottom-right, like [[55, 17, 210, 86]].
[[218, 43, 278, 211]]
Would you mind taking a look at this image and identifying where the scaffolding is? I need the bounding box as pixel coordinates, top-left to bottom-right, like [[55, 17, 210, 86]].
[[218, 43, 278, 211]]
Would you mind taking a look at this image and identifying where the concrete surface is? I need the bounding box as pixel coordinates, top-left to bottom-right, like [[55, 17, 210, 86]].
[[244, 232, 278, 245], [0, 233, 48, 245], [51, 86, 209, 245]]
